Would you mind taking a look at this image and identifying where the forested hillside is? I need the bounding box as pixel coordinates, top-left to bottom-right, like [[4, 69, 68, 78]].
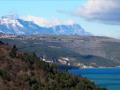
[[0, 41, 106, 90]]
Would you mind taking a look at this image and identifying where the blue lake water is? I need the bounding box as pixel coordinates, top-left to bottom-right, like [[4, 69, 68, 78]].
[[69, 67, 120, 90]]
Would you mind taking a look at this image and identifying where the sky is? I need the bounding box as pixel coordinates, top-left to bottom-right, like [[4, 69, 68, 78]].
[[0, 0, 120, 38]]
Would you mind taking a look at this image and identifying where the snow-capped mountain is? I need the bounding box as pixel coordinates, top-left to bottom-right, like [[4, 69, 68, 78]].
[[0, 15, 90, 35]]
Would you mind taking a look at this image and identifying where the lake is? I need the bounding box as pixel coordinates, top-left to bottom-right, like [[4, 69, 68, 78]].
[[69, 67, 120, 90]]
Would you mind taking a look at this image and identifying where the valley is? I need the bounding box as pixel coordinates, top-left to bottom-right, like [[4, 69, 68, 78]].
[[1, 35, 120, 68]]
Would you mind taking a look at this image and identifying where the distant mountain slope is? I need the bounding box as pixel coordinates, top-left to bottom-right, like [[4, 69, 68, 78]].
[[0, 15, 90, 35], [1, 36, 120, 67]]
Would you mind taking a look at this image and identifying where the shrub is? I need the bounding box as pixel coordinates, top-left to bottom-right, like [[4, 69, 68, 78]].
[[9, 45, 17, 58]]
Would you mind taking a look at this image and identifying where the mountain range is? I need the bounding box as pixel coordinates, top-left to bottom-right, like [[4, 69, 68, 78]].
[[0, 15, 90, 35]]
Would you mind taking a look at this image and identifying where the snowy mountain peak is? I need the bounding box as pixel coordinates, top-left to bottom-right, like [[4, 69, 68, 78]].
[[0, 15, 23, 28], [0, 15, 91, 35]]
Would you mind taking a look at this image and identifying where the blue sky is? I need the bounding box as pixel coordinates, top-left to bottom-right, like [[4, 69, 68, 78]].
[[0, 0, 120, 38]]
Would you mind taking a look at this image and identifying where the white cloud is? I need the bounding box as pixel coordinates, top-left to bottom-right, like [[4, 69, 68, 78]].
[[21, 16, 75, 27], [21, 16, 50, 26], [74, 0, 120, 24]]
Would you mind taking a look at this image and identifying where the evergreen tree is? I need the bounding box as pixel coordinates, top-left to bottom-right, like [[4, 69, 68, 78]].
[[9, 45, 17, 58]]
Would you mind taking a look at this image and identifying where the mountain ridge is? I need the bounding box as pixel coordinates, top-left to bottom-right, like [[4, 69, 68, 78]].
[[0, 15, 90, 35]]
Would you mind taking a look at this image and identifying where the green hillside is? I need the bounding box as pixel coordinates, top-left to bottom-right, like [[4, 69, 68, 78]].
[[1, 35, 120, 67]]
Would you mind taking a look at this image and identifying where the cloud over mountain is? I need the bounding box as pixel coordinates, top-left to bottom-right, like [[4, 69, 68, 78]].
[[74, 0, 120, 24], [21, 16, 75, 27]]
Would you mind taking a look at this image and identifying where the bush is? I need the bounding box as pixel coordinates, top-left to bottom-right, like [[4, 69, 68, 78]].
[[0, 69, 10, 81], [9, 45, 17, 58]]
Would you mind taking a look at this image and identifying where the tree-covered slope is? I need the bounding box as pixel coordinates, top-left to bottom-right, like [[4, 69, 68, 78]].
[[0, 41, 106, 90]]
